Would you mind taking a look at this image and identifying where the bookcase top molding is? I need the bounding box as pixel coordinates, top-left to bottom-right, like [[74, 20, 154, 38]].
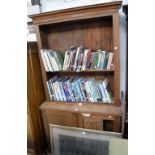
[[29, 1, 122, 25]]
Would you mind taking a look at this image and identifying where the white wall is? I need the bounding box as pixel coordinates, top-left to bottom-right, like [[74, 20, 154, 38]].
[[40, 0, 128, 12]]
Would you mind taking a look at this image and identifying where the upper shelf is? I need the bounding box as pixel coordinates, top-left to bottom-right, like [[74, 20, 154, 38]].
[[29, 1, 122, 25], [46, 69, 114, 73]]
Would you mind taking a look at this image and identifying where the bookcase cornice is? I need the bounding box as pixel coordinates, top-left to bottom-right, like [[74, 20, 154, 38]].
[[29, 1, 122, 25]]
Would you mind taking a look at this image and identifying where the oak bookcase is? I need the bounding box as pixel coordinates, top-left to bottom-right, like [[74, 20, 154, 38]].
[[30, 1, 124, 152]]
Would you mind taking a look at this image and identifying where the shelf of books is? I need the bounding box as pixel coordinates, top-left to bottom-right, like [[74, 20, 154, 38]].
[[40, 46, 115, 104]]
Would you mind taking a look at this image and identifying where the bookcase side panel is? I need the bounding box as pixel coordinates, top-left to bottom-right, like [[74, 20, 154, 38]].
[[35, 25, 50, 100], [113, 13, 120, 106]]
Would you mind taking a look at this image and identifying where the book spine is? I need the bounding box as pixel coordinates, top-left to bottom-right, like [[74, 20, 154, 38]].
[[71, 82, 78, 101], [107, 52, 114, 70], [81, 49, 88, 70], [103, 52, 109, 69], [59, 81, 67, 101], [40, 49, 49, 71], [96, 83, 103, 102], [46, 80, 53, 100], [85, 81, 94, 102], [52, 82, 59, 101], [73, 47, 81, 70], [79, 80, 87, 101], [56, 81, 63, 101], [75, 79, 83, 101], [50, 52, 60, 71], [86, 49, 91, 70], [53, 51, 63, 70], [89, 80, 98, 102], [70, 52, 76, 70], [43, 51, 53, 71], [63, 82, 71, 101], [98, 83, 107, 102], [47, 51, 58, 71], [102, 79, 111, 103], [56, 51, 64, 70], [49, 80, 57, 101], [63, 51, 70, 71]]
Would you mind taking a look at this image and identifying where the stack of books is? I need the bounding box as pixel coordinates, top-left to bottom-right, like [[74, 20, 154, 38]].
[[40, 49, 64, 72], [63, 46, 114, 71], [40, 46, 114, 72], [47, 76, 113, 103]]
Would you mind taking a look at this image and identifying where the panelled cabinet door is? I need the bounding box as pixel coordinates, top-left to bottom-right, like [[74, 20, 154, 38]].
[[42, 110, 78, 152], [45, 110, 78, 127], [78, 113, 115, 131]]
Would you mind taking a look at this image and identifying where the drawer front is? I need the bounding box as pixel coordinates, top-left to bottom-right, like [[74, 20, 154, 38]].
[[78, 113, 117, 131]]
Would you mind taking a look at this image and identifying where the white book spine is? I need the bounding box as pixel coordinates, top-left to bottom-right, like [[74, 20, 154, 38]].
[[47, 51, 59, 71], [101, 51, 106, 69], [43, 51, 53, 71], [40, 49, 49, 71], [63, 51, 69, 71], [107, 52, 113, 70], [52, 82, 58, 101], [51, 56, 60, 71], [46, 51, 55, 71], [81, 49, 88, 70], [102, 79, 111, 103]]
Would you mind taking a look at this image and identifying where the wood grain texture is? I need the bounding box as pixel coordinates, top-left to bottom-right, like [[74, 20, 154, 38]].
[[40, 101, 121, 116], [27, 42, 46, 155], [42, 110, 78, 152], [29, 1, 121, 25], [113, 13, 120, 106], [34, 25, 50, 100]]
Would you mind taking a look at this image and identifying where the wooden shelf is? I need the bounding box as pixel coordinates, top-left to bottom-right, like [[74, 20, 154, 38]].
[[46, 100, 114, 105], [46, 69, 114, 73], [40, 101, 121, 117]]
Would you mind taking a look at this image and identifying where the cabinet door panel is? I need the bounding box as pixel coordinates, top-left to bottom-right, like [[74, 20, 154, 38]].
[[46, 110, 78, 127], [42, 110, 78, 152], [78, 113, 115, 131], [83, 117, 103, 130]]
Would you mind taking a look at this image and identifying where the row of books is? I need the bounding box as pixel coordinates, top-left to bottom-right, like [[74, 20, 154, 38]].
[[63, 46, 113, 71], [40, 49, 64, 72], [47, 76, 113, 103], [40, 46, 114, 72]]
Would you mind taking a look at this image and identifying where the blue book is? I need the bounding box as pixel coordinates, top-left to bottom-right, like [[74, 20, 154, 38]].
[[62, 77, 71, 101], [58, 77, 67, 101]]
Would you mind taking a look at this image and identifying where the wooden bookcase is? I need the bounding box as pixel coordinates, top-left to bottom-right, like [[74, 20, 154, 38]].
[[30, 1, 123, 152]]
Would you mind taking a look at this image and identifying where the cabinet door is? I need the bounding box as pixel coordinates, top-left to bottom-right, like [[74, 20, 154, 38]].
[[42, 110, 78, 152], [78, 113, 117, 131], [45, 110, 78, 126]]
